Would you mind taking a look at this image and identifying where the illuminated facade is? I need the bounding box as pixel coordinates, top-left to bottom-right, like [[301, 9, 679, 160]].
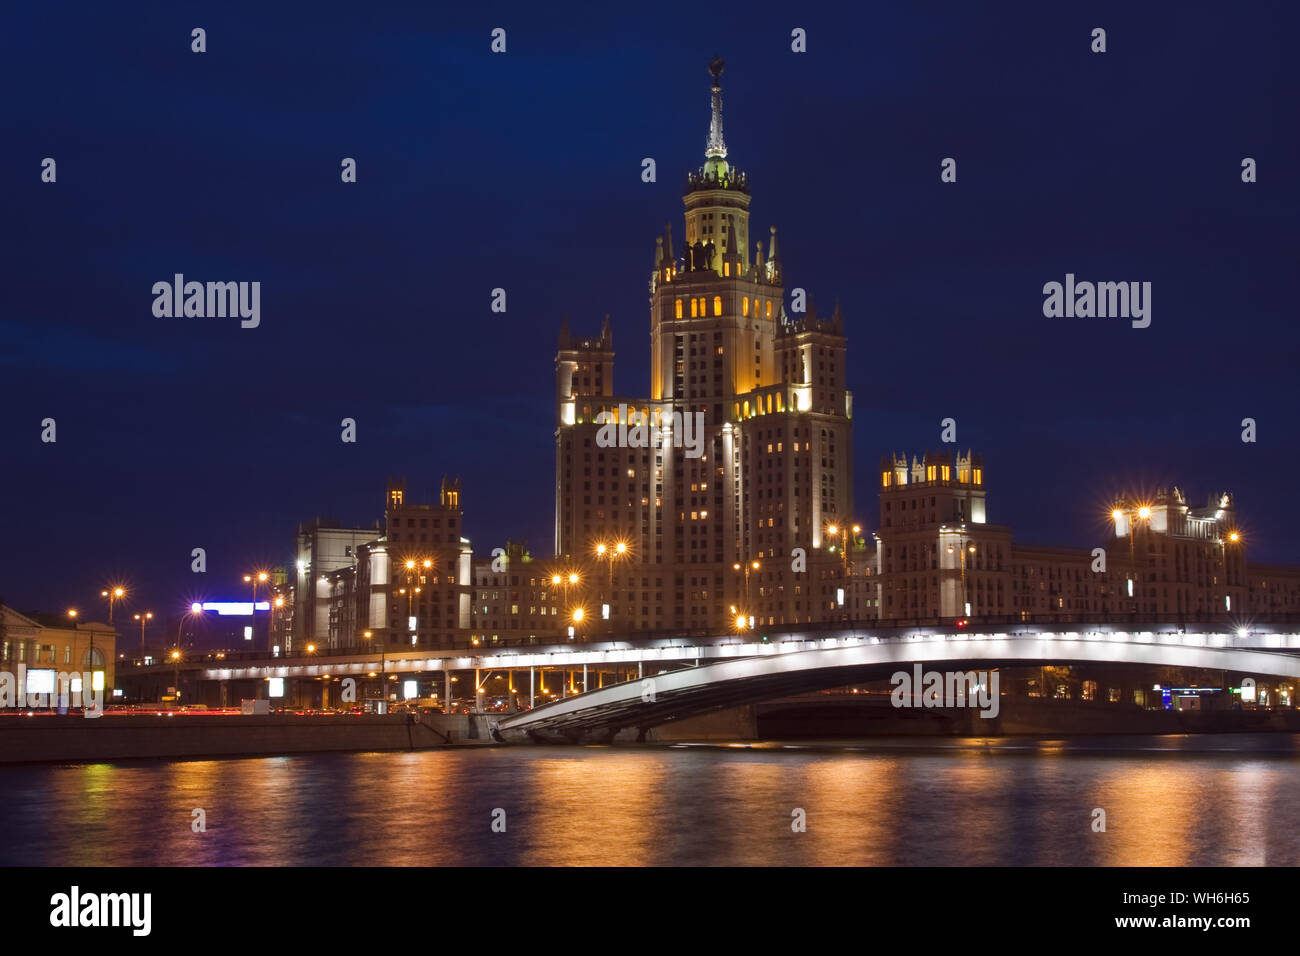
[[295, 519, 380, 653], [0, 606, 116, 692], [554, 59, 855, 634], [874, 454, 1300, 623], [470, 541, 565, 645], [313, 479, 473, 651]]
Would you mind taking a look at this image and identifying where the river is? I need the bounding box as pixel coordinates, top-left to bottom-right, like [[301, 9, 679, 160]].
[[4, 735, 1297, 866]]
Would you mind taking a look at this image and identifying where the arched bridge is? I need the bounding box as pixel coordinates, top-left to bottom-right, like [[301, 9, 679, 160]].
[[492, 626, 1300, 743]]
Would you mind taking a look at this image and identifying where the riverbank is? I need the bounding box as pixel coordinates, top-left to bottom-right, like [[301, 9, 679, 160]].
[[0, 712, 497, 764]]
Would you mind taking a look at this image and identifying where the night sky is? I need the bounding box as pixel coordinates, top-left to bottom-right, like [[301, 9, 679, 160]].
[[3, 1, 1297, 620]]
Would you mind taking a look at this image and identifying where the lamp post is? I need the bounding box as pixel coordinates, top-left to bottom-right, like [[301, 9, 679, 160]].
[[272, 595, 284, 656], [732, 559, 762, 626], [945, 540, 977, 618], [97, 587, 124, 676], [595, 542, 627, 630], [169, 648, 182, 706], [243, 571, 268, 651], [1220, 529, 1242, 616], [1111, 503, 1151, 613], [827, 523, 862, 617], [133, 611, 153, 658], [362, 629, 384, 702]]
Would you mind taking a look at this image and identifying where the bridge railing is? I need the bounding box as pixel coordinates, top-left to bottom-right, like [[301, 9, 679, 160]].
[[118, 613, 1300, 669]]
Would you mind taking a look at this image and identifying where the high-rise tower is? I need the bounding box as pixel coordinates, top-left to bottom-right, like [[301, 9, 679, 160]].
[[555, 59, 855, 633]]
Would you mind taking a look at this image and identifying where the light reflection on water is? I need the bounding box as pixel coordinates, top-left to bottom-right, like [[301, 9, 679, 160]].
[[4, 736, 1297, 866]]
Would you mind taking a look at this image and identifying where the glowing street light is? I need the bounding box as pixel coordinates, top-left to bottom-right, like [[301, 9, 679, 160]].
[[362, 629, 384, 691], [133, 611, 153, 657], [1111, 502, 1153, 609], [595, 541, 629, 630], [100, 587, 126, 624]]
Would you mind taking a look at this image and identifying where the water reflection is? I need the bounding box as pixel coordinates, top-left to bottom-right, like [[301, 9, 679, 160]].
[[5, 736, 1297, 866]]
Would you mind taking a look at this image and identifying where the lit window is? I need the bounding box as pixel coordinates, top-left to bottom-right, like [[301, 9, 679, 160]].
[[743, 297, 749, 316], [690, 298, 698, 318], [675, 299, 683, 319], [713, 296, 722, 316]]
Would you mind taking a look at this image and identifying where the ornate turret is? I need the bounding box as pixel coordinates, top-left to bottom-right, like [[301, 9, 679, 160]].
[[766, 225, 782, 284]]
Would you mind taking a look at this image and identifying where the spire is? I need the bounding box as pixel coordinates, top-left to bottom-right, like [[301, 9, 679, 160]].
[[706, 56, 727, 162], [654, 236, 663, 271], [664, 222, 674, 265], [755, 239, 766, 280]]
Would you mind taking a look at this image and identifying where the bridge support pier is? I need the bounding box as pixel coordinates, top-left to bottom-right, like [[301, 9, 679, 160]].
[[582, 664, 587, 693], [529, 667, 534, 709]]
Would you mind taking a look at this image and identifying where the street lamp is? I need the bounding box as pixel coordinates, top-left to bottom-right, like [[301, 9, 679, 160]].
[[826, 523, 863, 614], [100, 587, 125, 624], [595, 541, 628, 629], [1111, 502, 1152, 611], [401, 557, 433, 647], [1219, 529, 1243, 614], [271, 595, 285, 655], [733, 559, 762, 625], [133, 611, 153, 658], [96, 587, 125, 676], [946, 542, 977, 618], [243, 571, 268, 649], [168, 647, 184, 706], [362, 629, 384, 700]]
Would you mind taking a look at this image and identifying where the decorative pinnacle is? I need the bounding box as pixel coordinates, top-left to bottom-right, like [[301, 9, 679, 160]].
[[706, 56, 726, 160]]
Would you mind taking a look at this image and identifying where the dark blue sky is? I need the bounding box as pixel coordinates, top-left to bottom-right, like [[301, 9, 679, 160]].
[[2, 1, 1297, 619]]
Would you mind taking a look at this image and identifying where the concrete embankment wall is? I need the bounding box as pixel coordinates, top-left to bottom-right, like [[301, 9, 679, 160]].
[[637, 705, 758, 742], [0, 713, 499, 764], [754, 696, 1300, 738]]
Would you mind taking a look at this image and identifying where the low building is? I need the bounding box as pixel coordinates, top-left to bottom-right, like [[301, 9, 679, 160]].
[[0, 605, 117, 696]]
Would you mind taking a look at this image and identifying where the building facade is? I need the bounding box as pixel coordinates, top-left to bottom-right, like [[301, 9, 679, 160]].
[[310, 478, 473, 652], [469, 541, 565, 646], [873, 452, 1286, 625], [294, 518, 382, 653]]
